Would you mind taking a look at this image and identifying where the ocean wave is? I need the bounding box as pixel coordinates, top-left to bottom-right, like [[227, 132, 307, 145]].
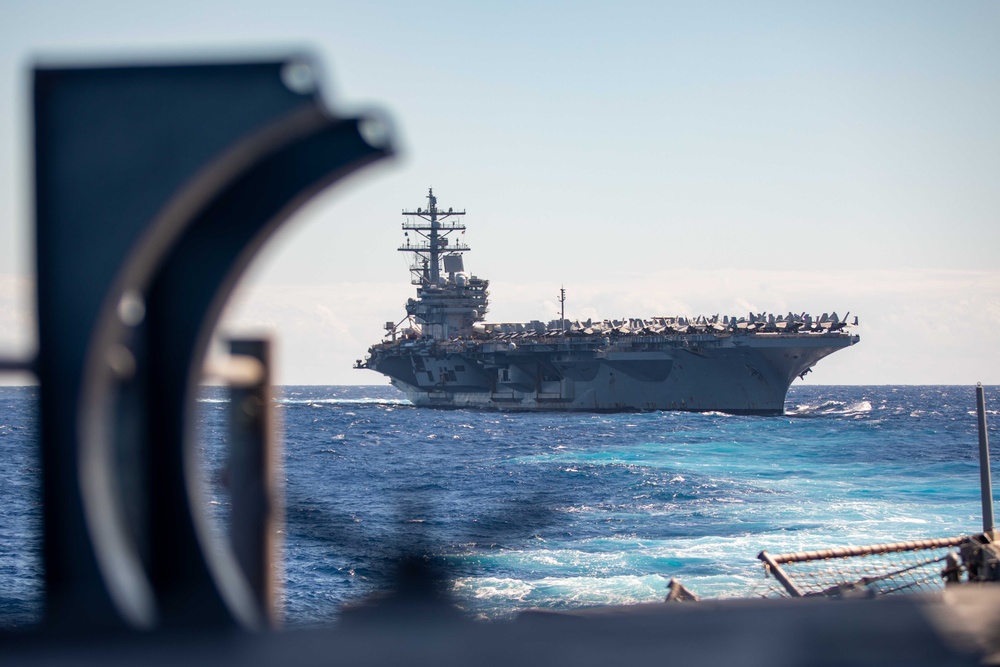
[[7, 384, 992, 625], [276, 397, 413, 407], [200, 396, 413, 407], [452, 573, 667, 608], [452, 576, 533, 601], [786, 399, 872, 418]]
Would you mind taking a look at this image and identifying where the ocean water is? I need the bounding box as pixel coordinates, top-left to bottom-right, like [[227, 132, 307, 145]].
[[1, 384, 998, 626]]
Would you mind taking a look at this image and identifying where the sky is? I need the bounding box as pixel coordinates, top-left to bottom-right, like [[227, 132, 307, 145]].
[[1, 1, 998, 385]]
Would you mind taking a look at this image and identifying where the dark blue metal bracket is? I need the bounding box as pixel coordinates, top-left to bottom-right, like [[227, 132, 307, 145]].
[[32, 57, 393, 631]]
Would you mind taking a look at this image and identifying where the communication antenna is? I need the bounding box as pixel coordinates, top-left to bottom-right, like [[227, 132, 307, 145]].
[[558, 286, 566, 330]]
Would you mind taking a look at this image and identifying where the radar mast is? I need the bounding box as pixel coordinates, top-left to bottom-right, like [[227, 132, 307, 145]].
[[397, 190, 489, 340], [400, 188, 468, 285]]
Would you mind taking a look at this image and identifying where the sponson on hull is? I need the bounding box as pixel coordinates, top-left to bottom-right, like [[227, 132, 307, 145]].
[[356, 190, 859, 414]]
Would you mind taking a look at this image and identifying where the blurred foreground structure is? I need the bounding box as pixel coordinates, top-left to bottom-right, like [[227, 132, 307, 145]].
[[1, 54, 998, 665]]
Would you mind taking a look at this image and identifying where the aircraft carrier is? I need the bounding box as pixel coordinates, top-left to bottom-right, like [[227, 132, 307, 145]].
[[356, 190, 859, 414]]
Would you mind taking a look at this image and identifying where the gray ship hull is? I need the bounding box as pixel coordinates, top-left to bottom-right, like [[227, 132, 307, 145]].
[[372, 332, 857, 415]]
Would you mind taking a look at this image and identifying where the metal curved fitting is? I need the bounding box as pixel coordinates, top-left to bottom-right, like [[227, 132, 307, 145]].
[[33, 56, 394, 630]]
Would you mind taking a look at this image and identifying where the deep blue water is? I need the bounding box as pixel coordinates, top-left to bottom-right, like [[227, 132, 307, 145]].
[[1, 385, 999, 626]]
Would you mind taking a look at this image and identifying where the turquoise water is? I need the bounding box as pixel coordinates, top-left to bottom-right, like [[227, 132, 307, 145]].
[[0, 384, 997, 626]]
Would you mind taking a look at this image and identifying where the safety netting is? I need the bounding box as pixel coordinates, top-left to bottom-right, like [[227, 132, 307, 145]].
[[757, 536, 972, 598]]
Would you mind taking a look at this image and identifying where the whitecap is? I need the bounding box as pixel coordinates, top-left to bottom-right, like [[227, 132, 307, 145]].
[[276, 397, 412, 407], [453, 577, 534, 601]]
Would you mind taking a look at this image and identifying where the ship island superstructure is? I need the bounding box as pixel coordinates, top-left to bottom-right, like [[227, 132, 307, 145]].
[[356, 190, 859, 414]]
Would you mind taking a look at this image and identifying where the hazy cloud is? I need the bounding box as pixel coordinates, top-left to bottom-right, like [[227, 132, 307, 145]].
[[2, 269, 996, 386], [220, 268, 1000, 385]]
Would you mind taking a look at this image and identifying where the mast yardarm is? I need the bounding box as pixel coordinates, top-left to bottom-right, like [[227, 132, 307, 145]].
[[400, 187, 468, 286]]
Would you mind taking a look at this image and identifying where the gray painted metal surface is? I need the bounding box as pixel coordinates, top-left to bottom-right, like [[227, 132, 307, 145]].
[[977, 384, 994, 533], [228, 339, 283, 627]]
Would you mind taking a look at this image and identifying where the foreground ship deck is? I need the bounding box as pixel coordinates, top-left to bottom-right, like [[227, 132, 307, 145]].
[[357, 190, 858, 414]]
